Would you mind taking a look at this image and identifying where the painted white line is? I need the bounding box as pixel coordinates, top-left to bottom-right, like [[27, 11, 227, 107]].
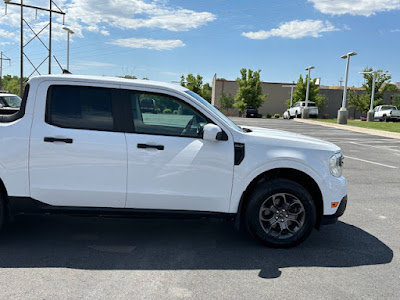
[[345, 156, 398, 169], [349, 142, 400, 153]]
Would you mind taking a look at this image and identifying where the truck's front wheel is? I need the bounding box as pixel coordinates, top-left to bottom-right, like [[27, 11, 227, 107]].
[[245, 179, 316, 248]]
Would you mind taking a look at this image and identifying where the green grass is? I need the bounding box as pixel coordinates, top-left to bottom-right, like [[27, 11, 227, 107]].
[[313, 119, 400, 133]]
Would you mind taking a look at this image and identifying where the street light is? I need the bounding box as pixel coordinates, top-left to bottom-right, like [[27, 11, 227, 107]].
[[337, 52, 357, 124], [62, 26, 74, 71], [359, 70, 390, 122], [282, 82, 296, 107], [303, 66, 315, 119]]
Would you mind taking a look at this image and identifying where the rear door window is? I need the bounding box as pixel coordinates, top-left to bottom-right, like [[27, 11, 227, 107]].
[[46, 85, 115, 131]]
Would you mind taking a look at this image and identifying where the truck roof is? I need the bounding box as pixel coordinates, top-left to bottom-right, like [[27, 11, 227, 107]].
[[28, 74, 189, 93]]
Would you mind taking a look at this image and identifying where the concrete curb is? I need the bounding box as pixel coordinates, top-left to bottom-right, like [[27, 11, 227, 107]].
[[293, 119, 400, 140]]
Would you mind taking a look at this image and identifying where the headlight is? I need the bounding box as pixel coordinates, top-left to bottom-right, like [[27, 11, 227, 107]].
[[330, 152, 343, 177]]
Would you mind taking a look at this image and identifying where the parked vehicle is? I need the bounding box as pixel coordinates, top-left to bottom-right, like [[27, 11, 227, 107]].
[[283, 109, 290, 119], [244, 106, 258, 118], [0, 75, 347, 247], [289, 101, 319, 118], [0, 93, 22, 115], [140, 98, 157, 114], [373, 105, 400, 122]]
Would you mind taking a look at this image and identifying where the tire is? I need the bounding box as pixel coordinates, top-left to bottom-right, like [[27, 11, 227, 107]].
[[244, 179, 316, 248]]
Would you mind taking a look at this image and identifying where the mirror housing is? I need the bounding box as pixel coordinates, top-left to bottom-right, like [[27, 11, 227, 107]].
[[203, 123, 223, 142]]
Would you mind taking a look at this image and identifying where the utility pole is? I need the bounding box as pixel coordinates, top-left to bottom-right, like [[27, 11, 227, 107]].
[[4, 0, 65, 96], [339, 78, 343, 86], [360, 70, 390, 122], [0, 52, 11, 90]]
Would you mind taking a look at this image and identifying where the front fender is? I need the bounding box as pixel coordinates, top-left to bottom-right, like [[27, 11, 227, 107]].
[[229, 158, 327, 213]]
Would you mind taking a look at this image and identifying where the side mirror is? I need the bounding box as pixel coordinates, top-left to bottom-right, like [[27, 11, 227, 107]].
[[203, 123, 222, 142]]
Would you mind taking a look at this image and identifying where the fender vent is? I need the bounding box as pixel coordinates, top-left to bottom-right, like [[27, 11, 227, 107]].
[[234, 143, 245, 165]]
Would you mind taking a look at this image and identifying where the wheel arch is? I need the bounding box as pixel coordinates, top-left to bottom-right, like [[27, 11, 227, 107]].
[[235, 168, 324, 230]]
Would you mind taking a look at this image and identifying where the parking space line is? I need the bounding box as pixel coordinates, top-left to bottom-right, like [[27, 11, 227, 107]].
[[349, 142, 400, 153], [345, 156, 398, 169]]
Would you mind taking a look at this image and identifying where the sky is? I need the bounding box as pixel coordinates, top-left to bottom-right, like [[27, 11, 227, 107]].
[[0, 0, 399, 87]]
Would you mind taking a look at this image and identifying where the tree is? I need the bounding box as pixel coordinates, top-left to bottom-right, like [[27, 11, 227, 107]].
[[348, 67, 392, 113], [219, 91, 234, 114], [392, 95, 400, 108], [180, 74, 212, 102], [287, 74, 327, 112], [234, 68, 266, 114], [119, 75, 137, 79], [1, 75, 28, 95]]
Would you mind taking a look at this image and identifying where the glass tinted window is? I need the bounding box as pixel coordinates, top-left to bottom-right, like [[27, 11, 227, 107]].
[[0, 96, 22, 108], [46, 85, 114, 131], [130, 92, 207, 138]]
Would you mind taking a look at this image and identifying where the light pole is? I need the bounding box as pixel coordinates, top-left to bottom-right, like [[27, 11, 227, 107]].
[[360, 70, 389, 122], [282, 82, 296, 107], [62, 26, 74, 71], [303, 66, 315, 119], [337, 52, 357, 124]]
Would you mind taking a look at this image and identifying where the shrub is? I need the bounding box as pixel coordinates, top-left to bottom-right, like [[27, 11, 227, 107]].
[[258, 114, 263, 118], [266, 114, 272, 118], [274, 114, 280, 118], [163, 108, 172, 114], [173, 110, 178, 115]]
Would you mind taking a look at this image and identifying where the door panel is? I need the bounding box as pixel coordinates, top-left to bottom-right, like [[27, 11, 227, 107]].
[[29, 82, 127, 208], [124, 90, 234, 212], [125, 134, 234, 212]]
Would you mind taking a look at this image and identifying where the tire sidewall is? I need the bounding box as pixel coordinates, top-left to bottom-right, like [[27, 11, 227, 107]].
[[245, 179, 316, 248]]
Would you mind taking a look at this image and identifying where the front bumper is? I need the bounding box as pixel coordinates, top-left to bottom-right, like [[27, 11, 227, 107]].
[[322, 195, 347, 225]]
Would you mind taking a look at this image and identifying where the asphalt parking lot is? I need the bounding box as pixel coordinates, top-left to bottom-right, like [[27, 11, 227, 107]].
[[0, 118, 399, 299]]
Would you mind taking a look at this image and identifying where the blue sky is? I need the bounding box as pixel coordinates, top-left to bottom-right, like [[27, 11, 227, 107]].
[[0, 0, 399, 87]]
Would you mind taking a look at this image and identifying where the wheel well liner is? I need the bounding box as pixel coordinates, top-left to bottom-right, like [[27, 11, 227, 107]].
[[237, 168, 324, 229]]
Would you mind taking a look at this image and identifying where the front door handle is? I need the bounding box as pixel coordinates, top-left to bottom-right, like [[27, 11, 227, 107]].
[[137, 143, 164, 150], [44, 137, 73, 144]]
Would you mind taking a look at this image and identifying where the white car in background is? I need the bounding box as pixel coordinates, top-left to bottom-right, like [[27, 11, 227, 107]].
[[289, 101, 319, 118], [373, 105, 400, 122], [283, 109, 290, 119]]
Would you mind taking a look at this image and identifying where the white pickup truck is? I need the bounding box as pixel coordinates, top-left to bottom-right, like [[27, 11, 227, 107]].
[[374, 105, 400, 122], [0, 75, 347, 247], [288, 101, 319, 118]]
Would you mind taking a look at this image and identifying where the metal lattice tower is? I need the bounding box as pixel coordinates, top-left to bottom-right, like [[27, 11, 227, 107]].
[[4, 0, 65, 96]]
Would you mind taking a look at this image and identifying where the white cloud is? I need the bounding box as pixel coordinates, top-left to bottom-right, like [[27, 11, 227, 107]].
[[0, 29, 19, 42], [108, 38, 185, 50], [391, 29, 400, 32], [308, 0, 400, 16], [242, 20, 338, 40], [162, 71, 179, 76], [65, 0, 215, 33], [0, 0, 215, 43]]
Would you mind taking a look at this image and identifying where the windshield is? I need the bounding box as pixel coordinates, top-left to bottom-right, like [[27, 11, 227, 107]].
[[0, 95, 22, 108], [381, 106, 396, 110], [185, 91, 242, 132]]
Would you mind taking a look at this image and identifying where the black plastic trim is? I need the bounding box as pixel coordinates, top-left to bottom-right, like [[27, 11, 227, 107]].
[[234, 143, 245, 165], [0, 84, 29, 123], [321, 195, 347, 225], [7, 197, 235, 219]]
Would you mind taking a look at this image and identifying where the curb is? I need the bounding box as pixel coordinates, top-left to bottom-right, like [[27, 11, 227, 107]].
[[293, 119, 400, 140]]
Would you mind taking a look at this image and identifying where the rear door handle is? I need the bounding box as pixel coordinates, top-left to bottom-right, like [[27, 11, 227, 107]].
[[137, 143, 164, 150], [44, 137, 73, 144]]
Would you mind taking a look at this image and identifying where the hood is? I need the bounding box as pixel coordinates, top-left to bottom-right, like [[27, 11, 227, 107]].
[[242, 126, 340, 152]]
